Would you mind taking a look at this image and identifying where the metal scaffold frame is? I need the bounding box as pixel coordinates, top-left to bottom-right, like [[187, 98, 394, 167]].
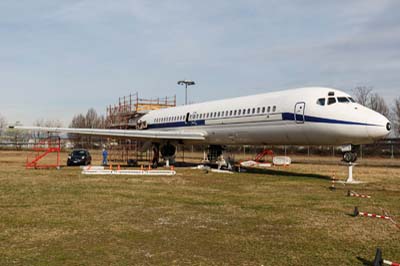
[[105, 92, 176, 165]]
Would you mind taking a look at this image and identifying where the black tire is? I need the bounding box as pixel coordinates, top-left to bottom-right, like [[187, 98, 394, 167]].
[[343, 152, 357, 163]]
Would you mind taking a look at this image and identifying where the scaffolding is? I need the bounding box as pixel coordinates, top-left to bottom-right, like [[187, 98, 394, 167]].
[[106, 92, 176, 129], [105, 92, 175, 164]]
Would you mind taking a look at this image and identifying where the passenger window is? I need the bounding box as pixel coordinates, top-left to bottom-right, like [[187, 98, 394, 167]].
[[230, 110, 233, 116], [272, 106, 276, 112], [328, 97, 336, 105], [317, 98, 325, 106], [262, 107, 265, 113], [238, 110, 241, 115], [234, 110, 237, 115], [338, 97, 349, 103], [252, 108, 255, 114], [214, 112, 217, 117], [242, 109, 246, 115], [267, 106, 271, 112], [247, 108, 251, 114], [257, 107, 260, 114]]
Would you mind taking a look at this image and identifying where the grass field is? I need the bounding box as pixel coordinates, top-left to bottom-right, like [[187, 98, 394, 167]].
[[0, 150, 399, 265]]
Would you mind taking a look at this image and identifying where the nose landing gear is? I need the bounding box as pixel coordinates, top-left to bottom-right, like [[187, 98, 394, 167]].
[[343, 152, 357, 163], [340, 145, 363, 184], [341, 145, 359, 163]]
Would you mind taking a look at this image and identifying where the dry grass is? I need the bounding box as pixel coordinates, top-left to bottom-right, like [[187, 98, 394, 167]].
[[0, 150, 399, 265]]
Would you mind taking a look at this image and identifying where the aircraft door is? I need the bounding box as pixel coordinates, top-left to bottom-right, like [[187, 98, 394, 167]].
[[185, 112, 190, 124], [294, 102, 305, 124]]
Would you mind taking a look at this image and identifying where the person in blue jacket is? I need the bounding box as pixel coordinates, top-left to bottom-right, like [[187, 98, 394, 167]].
[[102, 148, 108, 165]]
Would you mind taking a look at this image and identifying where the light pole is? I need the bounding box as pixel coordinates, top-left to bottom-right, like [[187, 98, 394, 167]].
[[177, 80, 195, 105]]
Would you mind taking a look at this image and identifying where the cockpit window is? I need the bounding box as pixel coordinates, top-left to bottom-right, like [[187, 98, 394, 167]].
[[348, 97, 356, 103], [337, 97, 350, 103], [328, 97, 336, 105], [317, 98, 325, 106]]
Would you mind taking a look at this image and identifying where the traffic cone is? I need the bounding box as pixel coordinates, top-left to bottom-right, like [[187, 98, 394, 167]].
[[329, 173, 336, 190]]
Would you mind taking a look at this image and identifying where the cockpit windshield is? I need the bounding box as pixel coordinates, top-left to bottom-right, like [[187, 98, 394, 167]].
[[318, 96, 355, 106], [317, 98, 326, 106], [348, 97, 356, 103], [328, 97, 336, 105], [337, 97, 350, 103]]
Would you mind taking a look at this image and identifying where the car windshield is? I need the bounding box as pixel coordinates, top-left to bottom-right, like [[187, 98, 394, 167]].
[[72, 150, 86, 156]]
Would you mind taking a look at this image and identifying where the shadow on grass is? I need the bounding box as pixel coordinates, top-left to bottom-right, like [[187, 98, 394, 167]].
[[356, 256, 372, 265], [239, 167, 332, 180]]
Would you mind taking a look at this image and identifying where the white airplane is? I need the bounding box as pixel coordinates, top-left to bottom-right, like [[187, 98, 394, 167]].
[[11, 87, 391, 164]]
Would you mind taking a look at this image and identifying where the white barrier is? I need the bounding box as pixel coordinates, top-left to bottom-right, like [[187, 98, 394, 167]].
[[272, 156, 291, 166], [81, 167, 176, 176]]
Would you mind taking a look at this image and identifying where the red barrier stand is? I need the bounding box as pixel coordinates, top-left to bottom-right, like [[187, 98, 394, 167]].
[[353, 207, 390, 220], [348, 190, 371, 199]]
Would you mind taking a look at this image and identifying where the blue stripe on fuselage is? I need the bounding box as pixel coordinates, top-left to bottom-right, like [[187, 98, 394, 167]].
[[148, 120, 205, 129], [281, 112, 380, 126]]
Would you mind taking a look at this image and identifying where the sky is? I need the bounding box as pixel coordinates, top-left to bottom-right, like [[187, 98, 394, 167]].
[[1, 0, 399, 126]]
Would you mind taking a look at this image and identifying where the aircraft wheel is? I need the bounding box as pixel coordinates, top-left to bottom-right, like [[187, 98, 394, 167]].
[[343, 152, 357, 163]]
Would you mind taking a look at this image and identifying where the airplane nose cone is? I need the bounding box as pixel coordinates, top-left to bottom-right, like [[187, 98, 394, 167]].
[[386, 122, 392, 131], [366, 115, 391, 140]]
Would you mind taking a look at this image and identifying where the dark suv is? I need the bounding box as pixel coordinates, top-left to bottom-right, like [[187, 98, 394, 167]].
[[67, 149, 92, 166]]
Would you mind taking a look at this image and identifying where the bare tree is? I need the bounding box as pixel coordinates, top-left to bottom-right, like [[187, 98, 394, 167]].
[[369, 93, 390, 117], [353, 86, 373, 106], [32, 119, 63, 139], [393, 98, 400, 137], [0, 113, 6, 136], [70, 114, 86, 128], [69, 108, 105, 148], [34, 118, 63, 128], [353, 86, 389, 117]]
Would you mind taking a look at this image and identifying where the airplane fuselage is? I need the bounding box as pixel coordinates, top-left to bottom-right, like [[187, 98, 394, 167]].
[[139, 87, 391, 146]]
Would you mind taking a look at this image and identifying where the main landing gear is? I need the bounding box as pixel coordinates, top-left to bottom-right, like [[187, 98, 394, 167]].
[[152, 142, 177, 168]]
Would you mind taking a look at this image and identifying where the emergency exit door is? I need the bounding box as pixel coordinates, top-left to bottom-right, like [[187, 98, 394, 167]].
[[294, 102, 305, 124]]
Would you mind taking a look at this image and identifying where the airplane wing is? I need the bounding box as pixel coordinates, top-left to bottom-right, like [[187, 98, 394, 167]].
[[9, 126, 207, 141]]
